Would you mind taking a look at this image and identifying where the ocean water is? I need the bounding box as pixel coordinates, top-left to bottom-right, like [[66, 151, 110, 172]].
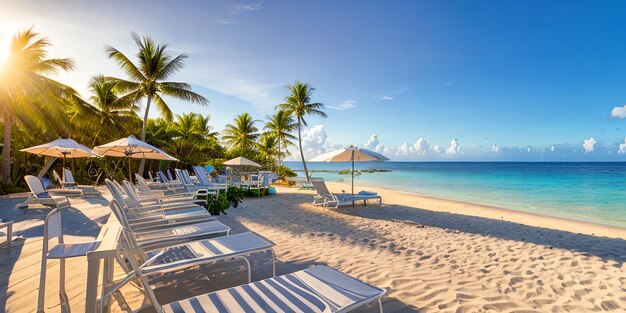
[[284, 161, 626, 228]]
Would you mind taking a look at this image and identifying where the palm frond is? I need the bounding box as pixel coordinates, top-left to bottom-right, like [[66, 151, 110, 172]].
[[160, 82, 209, 105]]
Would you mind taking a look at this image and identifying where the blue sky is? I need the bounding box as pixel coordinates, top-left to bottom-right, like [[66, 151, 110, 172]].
[[3, 1, 626, 160]]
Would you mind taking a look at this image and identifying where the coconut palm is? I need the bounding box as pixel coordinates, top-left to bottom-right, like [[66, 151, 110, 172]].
[[257, 133, 279, 168], [0, 27, 78, 184], [69, 75, 141, 145], [264, 109, 296, 165], [277, 81, 327, 182], [105, 32, 209, 174], [222, 113, 259, 157]]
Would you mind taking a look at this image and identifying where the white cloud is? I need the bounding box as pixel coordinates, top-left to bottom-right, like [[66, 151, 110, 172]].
[[232, 3, 264, 13], [377, 95, 394, 100], [327, 100, 357, 111], [364, 134, 385, 153], [611, 105, 626, 118], [432, 144, 441, 155], [445, 139, 460, 156], [412, 138, 430, 155], [491, 144, 499, 152], [619, 138, 626, 154], [396, 143, 410, 156], [583, 137, 596, 153], [551, 145, 556, 152]]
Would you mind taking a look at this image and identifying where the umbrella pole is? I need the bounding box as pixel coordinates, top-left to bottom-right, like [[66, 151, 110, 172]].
[[352, 151, 355, 207], [62, 155, 66, 182], [128, 157, 132, 183]]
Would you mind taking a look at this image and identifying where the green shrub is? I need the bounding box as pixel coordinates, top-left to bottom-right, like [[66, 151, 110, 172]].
[[275, 165, 297, 180], [226, 186, 246, 208], [206, 193, 230, 215]]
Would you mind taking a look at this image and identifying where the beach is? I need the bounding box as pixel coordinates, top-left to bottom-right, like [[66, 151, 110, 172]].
[[1, 184, 625, 312]]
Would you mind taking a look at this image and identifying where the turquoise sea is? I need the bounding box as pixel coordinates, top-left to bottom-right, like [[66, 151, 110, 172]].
[[284, 161, 626, 228]]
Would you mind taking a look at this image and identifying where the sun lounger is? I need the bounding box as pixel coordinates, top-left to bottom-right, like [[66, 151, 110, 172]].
[[63, 169, 99, 195], [311, 179, 382, 208], [118, 228, 276, 286], [118, 179, 205, 213], [134, 174, 198, 202], [106, 180, 214, 231], [16, 176, 72, 209], [107, 253, 386, 313], [109, 199, 231, 251]]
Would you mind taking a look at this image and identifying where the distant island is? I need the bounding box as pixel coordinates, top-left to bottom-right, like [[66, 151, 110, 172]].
[[293, 169, 391, 175]]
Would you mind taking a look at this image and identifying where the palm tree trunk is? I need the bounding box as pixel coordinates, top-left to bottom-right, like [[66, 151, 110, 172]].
[[297, 117, 310, 182], [138, 96, 152, 176], [277, 140, 282, 166], [1, 109, 12, 184]]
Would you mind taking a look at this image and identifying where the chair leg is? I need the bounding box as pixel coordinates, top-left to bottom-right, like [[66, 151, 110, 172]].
[[36, 255, 47, 313], [59, 258, 70, 312]]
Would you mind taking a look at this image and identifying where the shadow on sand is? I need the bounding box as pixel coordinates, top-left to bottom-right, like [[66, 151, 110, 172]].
[[334, 201, 626, 264]]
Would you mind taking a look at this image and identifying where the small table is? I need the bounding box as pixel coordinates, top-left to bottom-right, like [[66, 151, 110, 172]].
[[0, 220, 13, 247]]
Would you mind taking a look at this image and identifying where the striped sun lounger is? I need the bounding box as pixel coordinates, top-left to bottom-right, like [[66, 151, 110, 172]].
[[141, 232, 276, 281], [161, 265, 387, 313]]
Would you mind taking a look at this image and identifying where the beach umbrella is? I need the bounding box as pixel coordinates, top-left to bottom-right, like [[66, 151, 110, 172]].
[[93, 136, 178, 180], [310, 146, 389, 206], [223, 156, 262, 179], [20, 138, 100, 180], [223, 156, 262, 168]]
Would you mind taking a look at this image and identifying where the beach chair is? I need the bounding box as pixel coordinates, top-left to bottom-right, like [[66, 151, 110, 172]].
[[106, 180, 212, 229], [63, 168, 98, 195], [175, 169, 209, 193], [194, 166, 227, 195], [105, 244, 386, 313], [16, 176, 72, 209], [108, 199, 231, 251], [110, 205, 276, 281], [311, 179, 382, 208], [134, 174, 197, 201], [241, 173, 262, 196], [108, 199, 231, 250], [37, 208, 103, 313]]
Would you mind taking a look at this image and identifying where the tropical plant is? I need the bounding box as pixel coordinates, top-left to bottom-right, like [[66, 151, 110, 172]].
[[171, 112, 221, 164], [226, 186, 246, 208], [222, 113, 259, 157], [105, 32, 209, 174], [0, 27, 79, 184], [264, 109, 296, 165], [257, 133, 279, 168], [69, 75, 141, 146], [277, 81, 327, 182]]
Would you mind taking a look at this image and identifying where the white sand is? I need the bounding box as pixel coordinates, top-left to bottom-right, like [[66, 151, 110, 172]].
[[1, 184, 625, 312]]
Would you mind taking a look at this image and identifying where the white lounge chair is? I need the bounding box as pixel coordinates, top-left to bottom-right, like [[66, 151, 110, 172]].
[[106, 247, 386, 313], [132, 175, 201, 205], [311, 179, 382, 208], [106, 180, 213, 230], [16, 176, 71, 209], [193, 166, 227, 194], [63, 168, 99, 195], [108, 199, 231, 251]]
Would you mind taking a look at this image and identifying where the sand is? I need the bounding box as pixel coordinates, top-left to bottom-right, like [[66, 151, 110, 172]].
[[0, 183, 625, 312]]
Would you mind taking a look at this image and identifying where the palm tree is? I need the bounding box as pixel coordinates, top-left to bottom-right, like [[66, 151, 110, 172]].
[[0, 27, 77, 184], [222, 113, 259, 157], [277, 81, 327, 182], [105, 32, 209, 174], [264, 110, 296, 165], [257, 133, 279, 168], [69, 75, 141, 145]]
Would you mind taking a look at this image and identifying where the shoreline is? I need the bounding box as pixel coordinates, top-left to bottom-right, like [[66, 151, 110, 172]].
[[324, 181, 626, 239]]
